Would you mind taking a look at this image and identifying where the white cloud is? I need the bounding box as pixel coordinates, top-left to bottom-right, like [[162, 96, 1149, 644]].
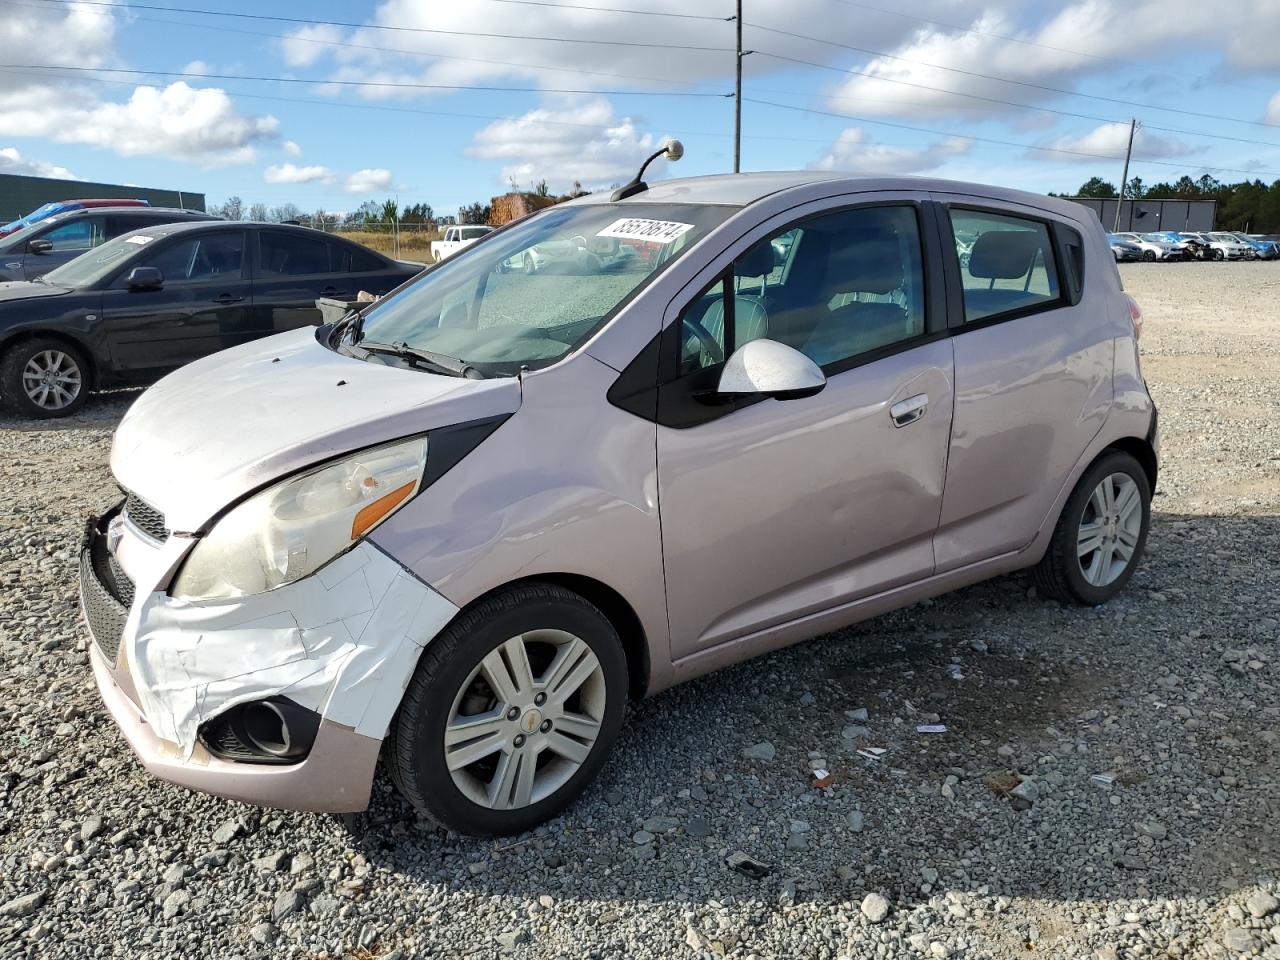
[[0, 5, 279, 166], [283, 140, 303, 157], [0, 146, 78, 180], [280, 24, 346, 67], [468, 98, 664, 190], [183, 60, 211, 76], [1042, 122, 1196, 161], [1267, 92, 1280, 125], [0, 81, 280, 165], [264, 163, 335, 184], [812, 128, 973, 174], [345, 168, 394, 194]]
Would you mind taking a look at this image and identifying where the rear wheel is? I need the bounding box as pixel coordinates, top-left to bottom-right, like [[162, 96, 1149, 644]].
[[387, 583, 627, 835], [1034, 450, 1151, 605], [0, 337, 90, 419]]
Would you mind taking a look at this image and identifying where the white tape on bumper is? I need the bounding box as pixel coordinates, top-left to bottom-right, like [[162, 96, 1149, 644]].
[[126, 542, 458, 755]]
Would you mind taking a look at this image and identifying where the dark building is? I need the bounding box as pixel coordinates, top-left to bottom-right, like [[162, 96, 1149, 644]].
[[0, 173, 205, 221], [1064, 197, 1217, 233]]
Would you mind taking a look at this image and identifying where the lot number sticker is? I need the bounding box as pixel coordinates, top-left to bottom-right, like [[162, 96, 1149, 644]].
[[596, 218, 694, 244], [124, 235, 153, 245]]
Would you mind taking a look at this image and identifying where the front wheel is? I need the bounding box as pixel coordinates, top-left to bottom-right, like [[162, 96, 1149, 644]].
[[387, 583, 628, 835], [0, 337, 90, 419], [1213, 249, 1225, 261], [1033, 450, 1151, 605], [1142, 250, 1156, 262]]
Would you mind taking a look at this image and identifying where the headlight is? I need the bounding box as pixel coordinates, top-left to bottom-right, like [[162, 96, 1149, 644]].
[[172, 436, 428, 601]]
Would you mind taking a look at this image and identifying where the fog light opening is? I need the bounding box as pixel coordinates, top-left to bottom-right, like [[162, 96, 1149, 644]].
[[241, 700, 292, 757]]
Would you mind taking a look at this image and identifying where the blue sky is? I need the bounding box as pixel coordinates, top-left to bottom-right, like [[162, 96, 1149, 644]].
[[1, 0, 1279, 218]]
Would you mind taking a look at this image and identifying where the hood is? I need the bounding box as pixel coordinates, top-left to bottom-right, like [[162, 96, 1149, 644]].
[[111, 328, 522, 533], [0, 280, 73, 304]]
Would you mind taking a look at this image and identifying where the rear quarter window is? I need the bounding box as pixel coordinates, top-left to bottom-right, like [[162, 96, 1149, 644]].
[[949, 209, 1062, 323]]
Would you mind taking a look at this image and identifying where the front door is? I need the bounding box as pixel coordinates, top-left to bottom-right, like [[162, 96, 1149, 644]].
[[100, 229, 251, 377], [656, 200, 955, 658]]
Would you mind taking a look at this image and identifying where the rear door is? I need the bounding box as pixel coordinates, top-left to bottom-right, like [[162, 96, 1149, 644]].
[[931, 197, 1111, 571], [248, 228, 351, 335], [99, 229, 252, 377], [655, 195, 955, 658], [24, 215, 108, 279]]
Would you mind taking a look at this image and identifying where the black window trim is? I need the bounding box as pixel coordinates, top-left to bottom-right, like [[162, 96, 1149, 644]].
[[937, 201, 1073, 333]]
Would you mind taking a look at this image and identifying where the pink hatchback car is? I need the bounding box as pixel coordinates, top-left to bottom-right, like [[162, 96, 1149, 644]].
[[82, 169, 1156, 835]]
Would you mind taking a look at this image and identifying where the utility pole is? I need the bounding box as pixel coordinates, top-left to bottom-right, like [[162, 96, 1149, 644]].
[[734, 0, 743, 173], [1114, 117, 1136, 232]]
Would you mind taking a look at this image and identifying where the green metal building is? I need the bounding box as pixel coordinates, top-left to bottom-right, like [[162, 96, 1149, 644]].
[[0, 174, 205, 221]]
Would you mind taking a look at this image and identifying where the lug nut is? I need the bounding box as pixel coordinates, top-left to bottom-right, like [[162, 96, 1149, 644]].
[[507, 707, 520, 721], [513, 734, 526, 748], [540, 719, 552, 733], [534, 693, 547, 706]]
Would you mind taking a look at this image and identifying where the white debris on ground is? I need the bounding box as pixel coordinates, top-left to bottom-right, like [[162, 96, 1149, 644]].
[[0, 261, 1276, 958]]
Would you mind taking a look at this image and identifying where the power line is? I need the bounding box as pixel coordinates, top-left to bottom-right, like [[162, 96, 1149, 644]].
[[748, 27, 1280, 131], [29, 0, 733, 50], [749, 85, 1280, 150], [4, 0, 716, 90], [0, 62, 732, 97], [742, 97, 1280, 178], [480, 0, 732, 21]]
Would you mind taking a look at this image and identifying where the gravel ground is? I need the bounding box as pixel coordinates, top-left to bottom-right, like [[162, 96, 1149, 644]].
[[0, 261, 1277, 960]]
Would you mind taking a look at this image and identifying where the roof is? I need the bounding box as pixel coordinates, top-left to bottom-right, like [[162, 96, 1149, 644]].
[[569, 171, 1087, 220]]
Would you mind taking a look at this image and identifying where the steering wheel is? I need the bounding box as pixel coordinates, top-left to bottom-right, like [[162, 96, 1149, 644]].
[[681, 315, 724, 366], [570, 234, 589, 248]]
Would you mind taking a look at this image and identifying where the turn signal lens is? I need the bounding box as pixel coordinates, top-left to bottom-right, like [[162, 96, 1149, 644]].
[[351, 481, 416, 539]]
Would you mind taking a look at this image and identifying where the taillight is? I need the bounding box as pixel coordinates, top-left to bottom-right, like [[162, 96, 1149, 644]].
[[1125, 294, 1143, 340]]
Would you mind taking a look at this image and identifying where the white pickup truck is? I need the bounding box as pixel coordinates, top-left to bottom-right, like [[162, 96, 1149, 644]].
[[429, 225, 493, 262]]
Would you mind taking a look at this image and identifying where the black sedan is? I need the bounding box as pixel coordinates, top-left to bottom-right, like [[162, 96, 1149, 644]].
[[0, 221, 422, 418]]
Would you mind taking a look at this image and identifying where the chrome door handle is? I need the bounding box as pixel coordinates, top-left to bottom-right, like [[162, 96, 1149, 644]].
[[890, 393, 928, 427]]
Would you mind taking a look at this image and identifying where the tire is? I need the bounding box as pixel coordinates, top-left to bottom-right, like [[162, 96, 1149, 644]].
[[0, 337, 90, 419], [387, 583, 628, 836], [1033, 450, 1151, 606], [1213, 249, 1225, 261], [1142, 250, 1156, 262]]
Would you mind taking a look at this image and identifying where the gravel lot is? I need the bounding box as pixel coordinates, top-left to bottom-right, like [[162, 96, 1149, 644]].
[[0, 262, 1277, 960]]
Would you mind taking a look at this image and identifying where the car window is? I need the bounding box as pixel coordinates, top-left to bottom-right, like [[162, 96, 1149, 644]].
[[259, 231, 331, 276], [348, 244, 385, 272], [134, 232, 244, 284], [679, 204, 926, 375], [461, 227, 490, 240], [41, 216, 106, 253], [949, 209, 1061, 323], [108, 214, 158, 237]]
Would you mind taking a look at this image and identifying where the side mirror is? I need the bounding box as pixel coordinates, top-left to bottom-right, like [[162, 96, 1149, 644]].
[[126, 266, 164, 291], [716, 339, 826, 400], [28, 238, 53, 255]]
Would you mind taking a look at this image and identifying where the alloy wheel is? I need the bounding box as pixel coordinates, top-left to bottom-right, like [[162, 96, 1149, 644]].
[[1076, 472, 1142, 587], [444, 630, 605, 810], [21, 349, 82, 411]]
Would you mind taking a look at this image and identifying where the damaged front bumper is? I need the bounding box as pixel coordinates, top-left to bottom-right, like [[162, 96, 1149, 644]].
[[79, 503, 458, 813]]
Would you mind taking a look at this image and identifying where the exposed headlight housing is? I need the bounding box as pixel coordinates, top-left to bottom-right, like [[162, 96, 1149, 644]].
[[172, 436, 428, 601]]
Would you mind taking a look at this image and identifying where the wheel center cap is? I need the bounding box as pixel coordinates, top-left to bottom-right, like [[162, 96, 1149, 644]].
[[520, 708, 542, 734]]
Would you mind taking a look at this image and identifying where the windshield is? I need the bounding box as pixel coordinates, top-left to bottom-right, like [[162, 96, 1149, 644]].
[[352, 202, 733, 375], [1209, 233, 1237, 242], [41, 231, 155, 287]]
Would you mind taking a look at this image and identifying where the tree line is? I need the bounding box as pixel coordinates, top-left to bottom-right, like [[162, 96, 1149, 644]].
[[1060, 175, 1280, 232], [208, 180, 588, 231]]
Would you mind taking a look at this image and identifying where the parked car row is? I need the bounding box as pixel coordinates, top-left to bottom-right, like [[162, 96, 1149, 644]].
[[0, 214, 422, 418], [1108, 230, 1279, 262]]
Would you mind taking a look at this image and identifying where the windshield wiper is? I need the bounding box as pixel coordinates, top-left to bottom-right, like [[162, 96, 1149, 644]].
[[355, 340, 482, 379]]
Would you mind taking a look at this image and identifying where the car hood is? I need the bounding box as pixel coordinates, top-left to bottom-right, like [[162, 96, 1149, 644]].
[[0, 280, 73, 303], [111, 327, 522, 533]]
